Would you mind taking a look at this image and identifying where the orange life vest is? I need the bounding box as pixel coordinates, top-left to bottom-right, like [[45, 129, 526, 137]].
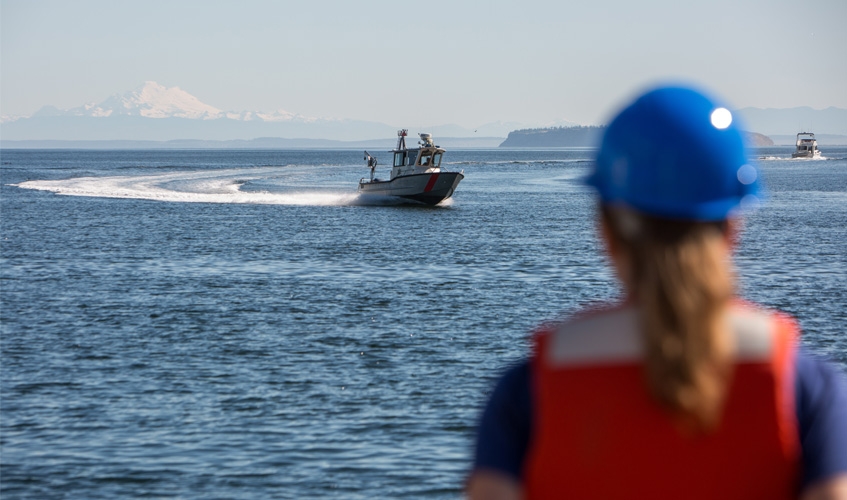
[[524, 304, 801, 499]]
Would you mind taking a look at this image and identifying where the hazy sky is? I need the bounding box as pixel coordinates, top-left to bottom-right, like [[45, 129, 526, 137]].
[[2, 0, 845, 128]]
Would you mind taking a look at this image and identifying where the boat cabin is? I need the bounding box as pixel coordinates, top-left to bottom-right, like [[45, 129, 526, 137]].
[[792, 132, 821, 158], [390, 130, 445, 178]]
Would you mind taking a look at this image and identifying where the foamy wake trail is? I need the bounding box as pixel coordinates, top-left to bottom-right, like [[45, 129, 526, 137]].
[[758, 156, 829, 161], [13, 168, 370, 206]]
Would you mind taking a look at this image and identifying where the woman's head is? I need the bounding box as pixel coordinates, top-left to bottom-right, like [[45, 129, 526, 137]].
[[588, 85, 759, 221], [588, 85, 759, 430]]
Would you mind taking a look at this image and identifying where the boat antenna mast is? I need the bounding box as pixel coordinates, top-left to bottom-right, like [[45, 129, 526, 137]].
[[396, 129, 408, 150]]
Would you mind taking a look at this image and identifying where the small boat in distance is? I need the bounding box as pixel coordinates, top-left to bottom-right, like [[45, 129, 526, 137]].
[[359, 130, 464, 205], [792, 132, 821, 158]]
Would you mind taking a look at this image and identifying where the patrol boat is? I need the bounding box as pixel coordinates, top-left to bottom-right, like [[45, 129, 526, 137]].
[[359, 130, 464, 205], [791, 132, 821, 158]]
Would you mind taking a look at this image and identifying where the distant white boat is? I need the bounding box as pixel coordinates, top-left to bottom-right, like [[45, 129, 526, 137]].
[[358, 130, 464, 205], [792, 132, 821, 158]]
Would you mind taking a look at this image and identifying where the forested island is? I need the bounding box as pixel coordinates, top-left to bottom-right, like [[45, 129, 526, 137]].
[[499, 126, 605, 147], [744, 132, 774, 146], [499, 126, 773, 147]]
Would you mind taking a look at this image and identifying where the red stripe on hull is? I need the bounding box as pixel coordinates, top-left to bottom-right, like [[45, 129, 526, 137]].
[[424, 173, 440, 193]]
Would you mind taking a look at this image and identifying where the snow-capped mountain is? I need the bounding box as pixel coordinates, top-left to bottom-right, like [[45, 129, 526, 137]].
[[0, 82, 400, 141], [89, 81, 224, 119], [42, 81, 309, 122], [1, 81, 575, 142]]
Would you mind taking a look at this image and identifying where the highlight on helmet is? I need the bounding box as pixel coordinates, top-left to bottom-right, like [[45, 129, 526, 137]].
[[587, 85, 761, 221]]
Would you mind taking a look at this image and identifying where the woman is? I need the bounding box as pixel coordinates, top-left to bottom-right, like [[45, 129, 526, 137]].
[[468, 86, 847, 499]]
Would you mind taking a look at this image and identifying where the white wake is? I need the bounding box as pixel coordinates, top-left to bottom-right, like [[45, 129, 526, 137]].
[[13, 168, 374, 206]]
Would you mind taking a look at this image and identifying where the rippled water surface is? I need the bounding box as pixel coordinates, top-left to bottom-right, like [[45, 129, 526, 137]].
[[2, 147, 846, 498]]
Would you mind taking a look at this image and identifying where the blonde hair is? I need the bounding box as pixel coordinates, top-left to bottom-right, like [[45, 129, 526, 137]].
[[602, 205, 734, 430]]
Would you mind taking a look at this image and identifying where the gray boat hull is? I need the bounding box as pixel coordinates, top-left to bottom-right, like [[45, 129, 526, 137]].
[[358, 171, 464, 205]]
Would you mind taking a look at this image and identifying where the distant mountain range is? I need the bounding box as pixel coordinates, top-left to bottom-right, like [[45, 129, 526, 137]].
[[1, 82, 844, 147], [734, 106, 847, 136], [0, 81, 563, 143]]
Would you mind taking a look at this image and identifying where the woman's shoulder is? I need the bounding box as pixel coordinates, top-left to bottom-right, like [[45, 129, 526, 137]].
[[795, 349, 847, 422], [795, 349, 847, 489], [473, 360, 533, 480]]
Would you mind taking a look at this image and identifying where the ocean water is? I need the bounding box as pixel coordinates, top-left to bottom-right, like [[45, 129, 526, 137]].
[[2, 147, 846, 498]]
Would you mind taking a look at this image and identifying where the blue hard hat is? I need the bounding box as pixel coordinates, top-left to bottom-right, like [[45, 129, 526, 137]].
[[588, 85, 760, 221]]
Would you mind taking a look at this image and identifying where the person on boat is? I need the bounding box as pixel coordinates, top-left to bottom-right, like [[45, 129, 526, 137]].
[[467, 85, 847, 499]]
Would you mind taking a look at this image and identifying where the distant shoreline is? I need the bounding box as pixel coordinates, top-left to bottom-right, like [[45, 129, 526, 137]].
[[499, 127, 847, 148], [3, 135, 846, 150]]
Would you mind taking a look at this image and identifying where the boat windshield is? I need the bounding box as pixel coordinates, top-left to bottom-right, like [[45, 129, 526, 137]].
[[396, 150, 420, 167], [418, 151, 443, 167]]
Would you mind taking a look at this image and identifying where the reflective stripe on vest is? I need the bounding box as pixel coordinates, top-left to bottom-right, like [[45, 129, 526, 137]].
[[525, 304, 800, 499]]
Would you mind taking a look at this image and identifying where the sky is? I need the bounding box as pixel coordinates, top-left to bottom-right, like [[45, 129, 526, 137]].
[[2, 0, 845, 129]]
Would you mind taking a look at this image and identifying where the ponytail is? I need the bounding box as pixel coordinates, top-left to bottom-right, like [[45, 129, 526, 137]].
[[602, 205, 734, 430]]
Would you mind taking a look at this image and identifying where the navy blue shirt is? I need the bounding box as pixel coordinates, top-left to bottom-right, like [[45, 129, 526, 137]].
[[474, 351, 847, 490]]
